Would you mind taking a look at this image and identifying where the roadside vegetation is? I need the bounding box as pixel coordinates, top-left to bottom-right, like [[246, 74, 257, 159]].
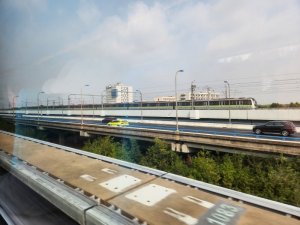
[[258, 102, 300, 108], [83, 137, 300, 207]]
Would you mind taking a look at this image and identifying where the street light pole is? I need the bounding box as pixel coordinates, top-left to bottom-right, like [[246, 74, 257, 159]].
[[57, 96, 64, 115], [37, 91, 45, 122], [25, 99, 28, 114], [175, 70, 184, 132], [92, 96, 95, 117], [224, 81, 231, 124], [68, 94, 80, 113], [47, 97, 58, 115], [191, 80, 196, 110], [12, 95, 19, 118], [101, 90, 106, 111], [81, 84, 90, 126], [68, 94, 72, 112], [47, 98, 49, 113], [136, 90, 143, 121]]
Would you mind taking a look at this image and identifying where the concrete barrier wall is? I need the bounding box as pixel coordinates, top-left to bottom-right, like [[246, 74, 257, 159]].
[[99, 109, 300, 121], [247, 109, 300, 121], [1, 108, 300, 121]]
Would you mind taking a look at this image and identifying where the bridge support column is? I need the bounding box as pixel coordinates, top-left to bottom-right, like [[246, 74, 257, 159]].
[[38, 126, 45, 131], [190, 110, 200, 119], [100, 110, 106, 117], [58, 133, 65, 145], [80, 131, 90, 137], [171, 142, 190, 153]]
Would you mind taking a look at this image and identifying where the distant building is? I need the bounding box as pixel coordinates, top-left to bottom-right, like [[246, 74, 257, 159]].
[[154, 96, 176, 102], [154, 88, 220, 102], [105, 83, 133, 103], [180, 90, 220, 101]]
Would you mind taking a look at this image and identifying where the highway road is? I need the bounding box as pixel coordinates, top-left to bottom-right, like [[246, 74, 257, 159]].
[[19, 115, 300, 141]]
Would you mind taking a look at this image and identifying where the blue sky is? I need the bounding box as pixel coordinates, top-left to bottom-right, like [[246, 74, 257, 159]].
[[1, 0, 300, 107]]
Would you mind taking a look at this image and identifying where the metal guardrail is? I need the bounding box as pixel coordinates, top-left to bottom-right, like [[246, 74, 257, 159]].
[[163, 173, 300, 218], [1, 130, 299, 219], [1, 129, 166, 177], [0, 206, 15, 225], [0, 149, 139, 225]]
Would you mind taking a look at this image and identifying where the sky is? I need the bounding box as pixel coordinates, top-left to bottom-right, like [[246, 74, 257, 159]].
[[1, 0, 300, 107]]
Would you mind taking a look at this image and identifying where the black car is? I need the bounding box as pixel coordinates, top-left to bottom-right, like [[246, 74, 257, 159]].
[[101, 117, 117, 124], [252, 121, 297, 136]]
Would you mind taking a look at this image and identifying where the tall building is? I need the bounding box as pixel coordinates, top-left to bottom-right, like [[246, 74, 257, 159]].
[[105, 83, 133, 103]]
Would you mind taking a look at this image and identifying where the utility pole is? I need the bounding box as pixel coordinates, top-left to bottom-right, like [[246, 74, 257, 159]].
[[13, 95, 19, 118], [206, 87, 211, 109], [191, 81, 196, 110], [37, 91, 45, 123], [224, 81, 231, 124], [175, 69, 184, 132], [136, 90, 143, 121]]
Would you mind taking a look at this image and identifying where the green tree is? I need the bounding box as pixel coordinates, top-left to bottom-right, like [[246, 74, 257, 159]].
[[140, 138, 187, 173], [189, 151, 220, 184], [83, 136, 125, 159], [219, 155, 235, 188], [122, 139, 142, 163], [270, 102, 282, 108], [229, 154, 253, 192], [261, 156, 300, 205], [289, 102, 300, 108]]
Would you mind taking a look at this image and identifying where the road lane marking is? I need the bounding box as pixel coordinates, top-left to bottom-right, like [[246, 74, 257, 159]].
[[101, 168, 118, 174], [125, 184, 176, 206], [80, 174, 97, 182], [99, 175, 141, 193], [183, 196, 215, 208], [164, 207, 198, 225]]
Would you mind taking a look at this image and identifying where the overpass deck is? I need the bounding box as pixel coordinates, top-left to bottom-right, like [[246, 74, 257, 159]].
[[0, 131, 299, 225], [11, 116, 300, 156]]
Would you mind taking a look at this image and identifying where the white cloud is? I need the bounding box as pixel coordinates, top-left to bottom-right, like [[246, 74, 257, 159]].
[[77, 0, 101, 24], [2, 0, 300, 104], [206, 0, 300, 54], [42, 2, 177, 93], [218, 53, 252, 63], [5, 0, 47, 11]]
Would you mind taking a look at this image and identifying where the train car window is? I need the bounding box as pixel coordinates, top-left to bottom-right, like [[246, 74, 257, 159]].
[[180, 102, 189, 106], [242, 100, 249, 105]]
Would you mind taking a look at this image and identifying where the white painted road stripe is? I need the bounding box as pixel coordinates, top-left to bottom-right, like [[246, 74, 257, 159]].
[[100, 175, 141, 193], [80, 174, 97, 182], [125, 184, 176, 207], [183, 196, 215, 208], [164, 207, 198, 225]]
